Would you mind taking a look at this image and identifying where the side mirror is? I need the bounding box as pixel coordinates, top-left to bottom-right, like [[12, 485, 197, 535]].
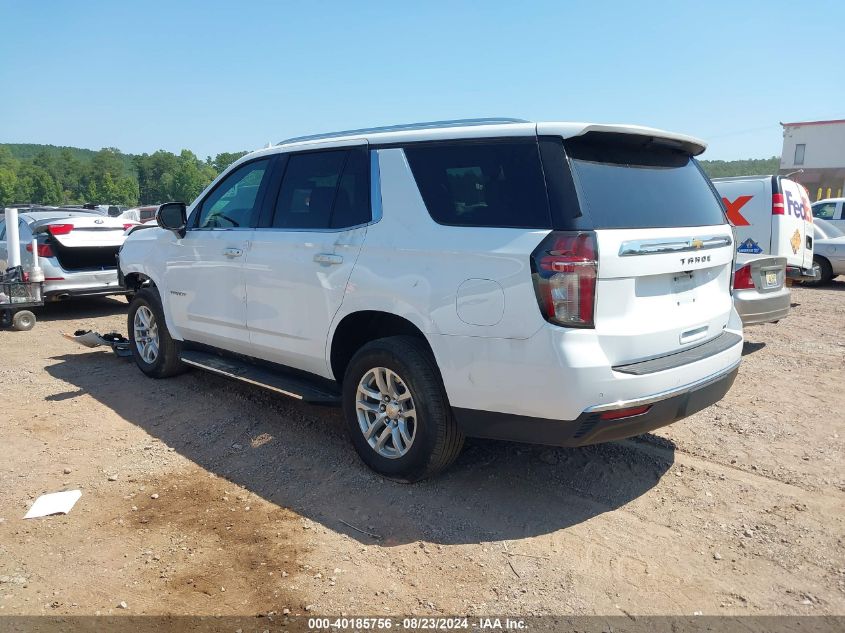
[[156, 202, 188, 238]]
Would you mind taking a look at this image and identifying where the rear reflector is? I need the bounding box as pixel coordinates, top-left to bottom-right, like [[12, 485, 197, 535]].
[[47, 224, 74, 235], [531, 231, 598, 328], [733, 264, 755, 290], [26, 242, 55, 258], [599, 405, 651, 421]]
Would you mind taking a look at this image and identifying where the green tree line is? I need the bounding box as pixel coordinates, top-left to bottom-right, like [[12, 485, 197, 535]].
[[0, 144, 247, 208], [698, 157, 780, 179]]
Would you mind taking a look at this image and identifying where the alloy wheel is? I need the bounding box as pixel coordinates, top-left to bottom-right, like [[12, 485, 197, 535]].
[[355, 367, 417, 459], [133, 305, 159, 364]]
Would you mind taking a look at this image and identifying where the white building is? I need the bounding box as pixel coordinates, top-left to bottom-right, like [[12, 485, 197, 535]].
[[780, 119, 845, 200]]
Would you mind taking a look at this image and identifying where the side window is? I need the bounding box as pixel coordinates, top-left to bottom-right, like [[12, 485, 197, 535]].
[[269, 147, 371, 230], [812, 202, 836, 220], [0, 220, 5, 240], [331, 148, 370, 228], [196, 159, 270, 229], [404, 140, 552, 228]]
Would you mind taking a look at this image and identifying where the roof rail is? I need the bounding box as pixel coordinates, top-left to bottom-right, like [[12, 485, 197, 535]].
[[277, 117, 529, 146]]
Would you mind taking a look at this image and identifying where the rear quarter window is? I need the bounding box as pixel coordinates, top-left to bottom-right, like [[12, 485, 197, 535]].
[[563, 134, 726, 230], [404, 139, 552, 229]]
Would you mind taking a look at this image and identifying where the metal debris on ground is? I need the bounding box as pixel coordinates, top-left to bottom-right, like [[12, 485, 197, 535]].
[[62, 330, 132, 357]]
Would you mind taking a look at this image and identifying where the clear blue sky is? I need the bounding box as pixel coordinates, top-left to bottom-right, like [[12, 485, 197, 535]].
[[1, 0, 842, 161]]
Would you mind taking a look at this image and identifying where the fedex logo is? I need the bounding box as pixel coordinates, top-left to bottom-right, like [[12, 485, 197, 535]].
[[785, 191, 809, 220], [775, 190, 812, 222]]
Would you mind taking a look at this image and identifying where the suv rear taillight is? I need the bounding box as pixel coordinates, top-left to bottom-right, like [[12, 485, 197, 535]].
[[531, 231, 597, 328], [26, 242, 55, 258], [733, 264, 755, 290]]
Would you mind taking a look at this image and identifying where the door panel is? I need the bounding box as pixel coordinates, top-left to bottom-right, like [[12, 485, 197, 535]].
[[244, 227, 366, 375], [243, 144, 370, 376], [164, 230, 253, 353], [164, 157, 274, 352]]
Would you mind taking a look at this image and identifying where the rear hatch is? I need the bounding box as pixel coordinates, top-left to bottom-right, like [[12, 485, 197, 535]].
[[777, 178, 814, 271], [543, 132, 735, 366], [34, 216, 133, 271]]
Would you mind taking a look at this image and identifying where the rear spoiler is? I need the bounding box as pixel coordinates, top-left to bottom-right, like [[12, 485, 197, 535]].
[[538, 122, 707, 156]]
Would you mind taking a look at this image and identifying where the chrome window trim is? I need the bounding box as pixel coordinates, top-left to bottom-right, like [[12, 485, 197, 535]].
[[618, 235, 732, 257]]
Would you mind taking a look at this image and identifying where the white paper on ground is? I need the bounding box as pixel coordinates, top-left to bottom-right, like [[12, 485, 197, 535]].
[[23, 490, 82, 519]]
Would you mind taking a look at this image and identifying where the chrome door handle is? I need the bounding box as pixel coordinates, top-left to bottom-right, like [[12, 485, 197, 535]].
[[223, 248, 243, 258], [313, 253, 343, 265]]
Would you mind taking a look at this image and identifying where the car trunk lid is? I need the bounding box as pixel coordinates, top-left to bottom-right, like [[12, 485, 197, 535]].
[[33, 217, 133, 271]]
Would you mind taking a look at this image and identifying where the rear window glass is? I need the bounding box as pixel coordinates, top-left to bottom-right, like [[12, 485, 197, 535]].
[[404, 140, 552, 228], [564, 135, 726, 229]]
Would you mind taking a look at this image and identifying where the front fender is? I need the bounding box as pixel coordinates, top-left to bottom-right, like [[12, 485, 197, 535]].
[[119, 231, 183, 341]]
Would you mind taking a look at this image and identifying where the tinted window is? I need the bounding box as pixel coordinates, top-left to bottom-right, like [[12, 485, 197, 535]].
[[404, 140, 552, 228], [564, 135, 726, 229], [273, 151, 346, 229], [331, 148, 370, 228], [812, 202, 836, 220], [196, 159, 270, 229], [0, 220, 5, 240], [270, 149, 370, 230]]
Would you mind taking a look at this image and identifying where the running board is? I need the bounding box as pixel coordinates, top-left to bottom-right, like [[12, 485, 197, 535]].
[[179, 350, 340, 405]]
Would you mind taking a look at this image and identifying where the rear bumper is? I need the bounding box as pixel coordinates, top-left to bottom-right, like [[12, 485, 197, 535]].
[[733, 286, 791, 326], [453, 361, 740, 447], [787, 265, 819, 282]]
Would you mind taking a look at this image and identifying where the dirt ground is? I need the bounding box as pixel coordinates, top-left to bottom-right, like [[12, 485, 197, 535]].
[[1, 283, 843, 618]]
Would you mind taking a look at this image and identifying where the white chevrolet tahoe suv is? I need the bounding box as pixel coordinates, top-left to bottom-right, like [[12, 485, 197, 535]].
[[119, 118, 743, 481]]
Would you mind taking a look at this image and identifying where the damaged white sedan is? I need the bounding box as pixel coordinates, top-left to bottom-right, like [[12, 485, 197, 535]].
[[0, 208, 137, 301]]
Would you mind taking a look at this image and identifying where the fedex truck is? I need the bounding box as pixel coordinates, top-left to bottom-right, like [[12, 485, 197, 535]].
[[712, 176, 817, 282]]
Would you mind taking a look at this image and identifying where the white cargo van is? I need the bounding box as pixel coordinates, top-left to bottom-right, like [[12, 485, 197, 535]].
[[712, 176, 816, 281]]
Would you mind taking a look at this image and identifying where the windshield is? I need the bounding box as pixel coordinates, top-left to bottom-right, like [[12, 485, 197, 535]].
[[564, 135, 726, 229]]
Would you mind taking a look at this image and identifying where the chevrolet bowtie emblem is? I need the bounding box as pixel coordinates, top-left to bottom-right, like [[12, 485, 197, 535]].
[[691, 239, 703, 249]]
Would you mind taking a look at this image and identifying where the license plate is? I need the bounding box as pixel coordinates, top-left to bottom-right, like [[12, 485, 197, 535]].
[[765, 271, 777, 288]]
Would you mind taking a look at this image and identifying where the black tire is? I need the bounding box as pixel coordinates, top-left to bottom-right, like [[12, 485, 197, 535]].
[[12, 310, 36, 332], [805, 256, 833, 286], [342, 336, 464, 482], [127, 287, 185, 378]]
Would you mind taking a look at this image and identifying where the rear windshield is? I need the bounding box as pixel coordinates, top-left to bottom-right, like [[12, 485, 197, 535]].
[[404, 139, 552, 229], [564, 135, 726, 229]]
